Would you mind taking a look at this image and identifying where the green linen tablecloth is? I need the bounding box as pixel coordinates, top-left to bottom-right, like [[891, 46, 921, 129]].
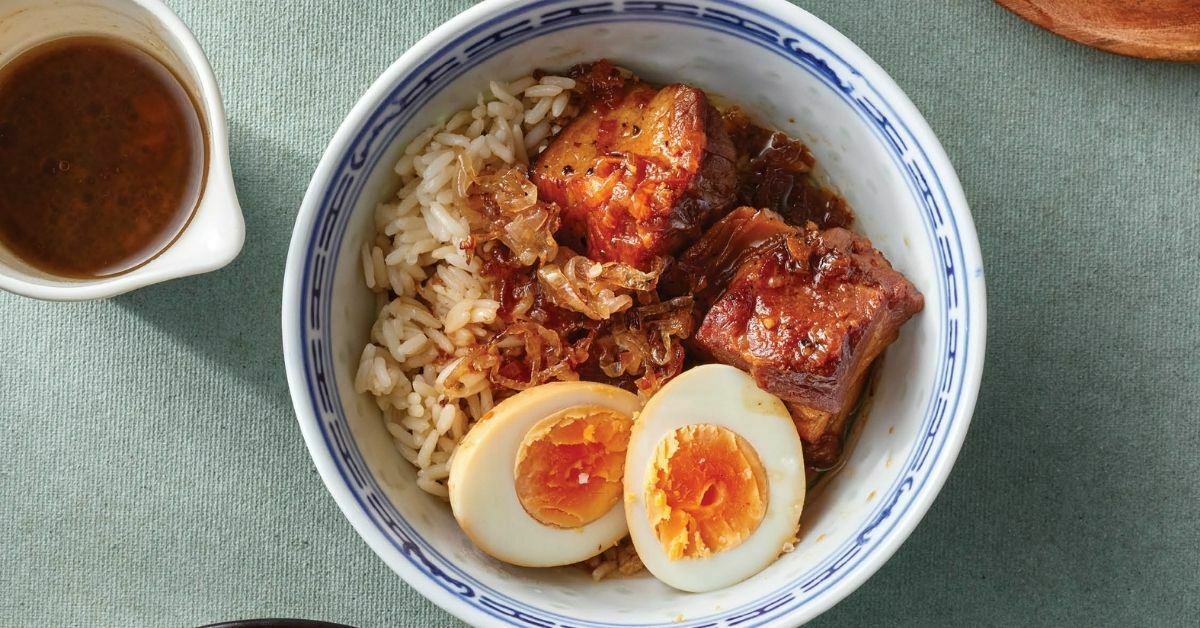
[[2, 1, 1197, 626]]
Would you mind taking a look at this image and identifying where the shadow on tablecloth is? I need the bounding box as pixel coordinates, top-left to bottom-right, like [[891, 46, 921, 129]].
[[113, 118, 311, 406]]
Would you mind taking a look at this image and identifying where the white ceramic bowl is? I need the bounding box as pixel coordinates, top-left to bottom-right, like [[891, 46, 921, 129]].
[[283, 1, 986, 625], [0, 0, 244, 301]]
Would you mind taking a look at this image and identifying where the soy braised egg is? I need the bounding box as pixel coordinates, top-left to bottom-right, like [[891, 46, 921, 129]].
[[624, 364, 806, 592], [448, 381, 640, 567]]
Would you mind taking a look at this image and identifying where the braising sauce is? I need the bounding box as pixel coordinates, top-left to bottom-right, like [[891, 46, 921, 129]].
[[0, 37, 206, 278]]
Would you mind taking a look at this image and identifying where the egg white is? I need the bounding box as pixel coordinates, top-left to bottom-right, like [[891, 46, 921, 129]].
[[624, 364, 806, 592], [449, 381, 641, 568]]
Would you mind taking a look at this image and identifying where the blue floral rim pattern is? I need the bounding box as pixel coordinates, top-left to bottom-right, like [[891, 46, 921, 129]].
[[294, 1, 975, 626]]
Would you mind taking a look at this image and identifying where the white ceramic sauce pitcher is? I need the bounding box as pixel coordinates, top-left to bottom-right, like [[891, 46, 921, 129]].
[[0, 0, 243, 300]]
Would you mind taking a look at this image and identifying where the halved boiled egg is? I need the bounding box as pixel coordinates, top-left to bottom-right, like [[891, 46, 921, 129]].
[[449, 381, 640, 567], [624, 364, 806, 592]]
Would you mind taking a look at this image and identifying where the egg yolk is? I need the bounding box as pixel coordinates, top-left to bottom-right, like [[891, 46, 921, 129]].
[[514, 406, 631, 528], [645, 424, 768, 560]]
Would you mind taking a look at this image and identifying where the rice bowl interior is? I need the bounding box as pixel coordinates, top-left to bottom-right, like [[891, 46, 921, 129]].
[[352, 57, 925, 587]]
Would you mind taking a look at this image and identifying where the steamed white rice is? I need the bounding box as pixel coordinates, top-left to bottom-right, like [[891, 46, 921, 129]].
[[355, 74, 578, 499]]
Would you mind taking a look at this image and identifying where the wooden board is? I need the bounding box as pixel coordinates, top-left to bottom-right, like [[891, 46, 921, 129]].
[[996, 0, 1200, 62]]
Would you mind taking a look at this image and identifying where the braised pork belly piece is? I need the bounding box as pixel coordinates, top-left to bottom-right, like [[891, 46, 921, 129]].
[[533, 61, 737, 270], [684, 209, 924, 468]]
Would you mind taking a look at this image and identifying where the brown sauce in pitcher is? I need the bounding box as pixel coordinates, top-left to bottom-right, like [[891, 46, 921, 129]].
[[0, 36, 206, 278]]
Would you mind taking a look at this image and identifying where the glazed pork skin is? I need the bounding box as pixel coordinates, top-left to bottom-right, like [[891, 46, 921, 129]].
[[532, 64, 736, 270]]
